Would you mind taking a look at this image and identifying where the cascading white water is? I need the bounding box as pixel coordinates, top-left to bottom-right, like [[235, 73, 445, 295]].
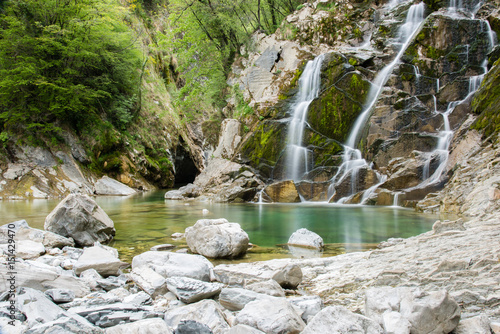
[[284, 54, 326, 181], [328, 2, 426, 203]]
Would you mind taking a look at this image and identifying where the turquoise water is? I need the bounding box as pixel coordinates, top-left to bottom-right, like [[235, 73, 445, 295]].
[[0, 191, 442, 263]]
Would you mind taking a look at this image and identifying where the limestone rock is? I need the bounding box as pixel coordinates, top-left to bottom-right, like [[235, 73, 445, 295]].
[[122, 292, 151, 306], [174, 320, 213, 334], [73, 245, 128, 277], [16, 240, 45, 259], [129, 267, 169, 298], [432, 219, 466, 234], [219, 288, 272, 311], [223, 324, 265, 334], [44, 194, 115, 247], [131, 251, 214, 281], [245, 280, 285, 297], [185, 219, 249, 258], [272, 263, 303, 289], [25, 316, 104, 334], [105, 318, 172, 334], [288, 228, 323, 249], [45, 289, 76, 304], [234, 298, 306, 334], [302, 305, 384, 334], [94, 176, 136, 196], [289, 295, 323, 323], [213, 119, 241, 159], [453, 314, 491, 334], [164, 299, 230, 334], [166, 277, 223, 304], [0, 220, 74, 248], [262, 180, 300, 203]]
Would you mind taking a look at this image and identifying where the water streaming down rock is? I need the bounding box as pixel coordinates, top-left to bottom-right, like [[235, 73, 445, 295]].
[[283, 54, 326, 182], [327, 2, 426, 203]]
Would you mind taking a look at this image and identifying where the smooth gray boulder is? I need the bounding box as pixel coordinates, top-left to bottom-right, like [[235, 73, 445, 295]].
[[132, 251, 214, 281], [0, 220, 74, 248], [185, 219, 249, 258], [73, 245, 128, 277], [164, 299, 230, 334], [365, 287, 461, 334], [94, 176, 136, 196], [166, 277, 223, 304], [44, 194, 115, 247], [45, 289, 76, 304], [105, 318, 172, 334], [288, 228, 323, 249], [234, 298, 305, 333], [302, 305, 384, 334], [219, 288, 272, 311]]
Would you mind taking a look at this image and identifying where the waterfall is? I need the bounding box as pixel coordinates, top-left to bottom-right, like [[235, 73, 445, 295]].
[[284, 54, 326, 181], [328, 2, 425, 202]]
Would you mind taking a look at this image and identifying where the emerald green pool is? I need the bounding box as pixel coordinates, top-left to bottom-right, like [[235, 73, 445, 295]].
[[0, 191, 443, 263]]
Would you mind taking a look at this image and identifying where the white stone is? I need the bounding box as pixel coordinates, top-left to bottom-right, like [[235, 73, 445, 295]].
[[94, 176, 136, 196], [16, 240, 45, 259], [302, 306, 384, 334], [223, 324, 265, 334], [166, 276, 223, 304], [245, 279, 285, 297], [130, 266, 168, 298], [234, 298, 305, 333], [219, 288, 273, 311], [185, 219, 249, 258], [45, 288, 76, 303], [74, 245, 128, 277], [453, 314, 491, 334], [213, 119, 242, 159], [131, 251, 213, 281], [288, 228, 323, 249], [289, 295, 323, 322]]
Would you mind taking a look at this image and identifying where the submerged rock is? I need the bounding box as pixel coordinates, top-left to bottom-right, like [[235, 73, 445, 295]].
[[44, 194, 115, 247], [185, 219, 249, 258]]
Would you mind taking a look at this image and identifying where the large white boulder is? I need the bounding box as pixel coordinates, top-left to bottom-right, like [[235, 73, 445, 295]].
[[302, 305, 384, 334], [234, 298, 306, 333], [94, 176, 136, 196], [288, 228, 323, 249], [73, 245, 128, 277], [185, 219, 249, 258], [131, 251, 214, 281], [44, 194, 115, 247]]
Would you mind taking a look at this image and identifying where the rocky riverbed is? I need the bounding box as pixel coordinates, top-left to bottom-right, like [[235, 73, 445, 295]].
[[0, 191, 499, 333]]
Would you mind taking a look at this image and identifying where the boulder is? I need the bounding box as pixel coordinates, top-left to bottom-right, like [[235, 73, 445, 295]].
[[16, 240, 45, 259], [234, 298, 306, 334], [174, 320, 213, 334], [301, 305, 384, 334], [74, 245, 128, 277], [289, 295, 323, 323], [164, 299, 230, 334], [129, 267, 168, 298], [364, 287, 461, 334], [45, 289, 76, 304], [94, 176, 136, 196], [452, 314, 491, 334], [245, 280, 285, 297], [131, 251, 214, 281], [287, 228, 324, 249], [166, 277, 223, 304], [105, 318, 172, 334], [432, 219, 465, 234], [44, 194, 115, 247], [262, 180, 300, 203], [25, 316, 104, 334], [122, 292, 151, 306], [185, 219, 249, 258], [271, 264, 303, 289], [219, 288, 272, 311]]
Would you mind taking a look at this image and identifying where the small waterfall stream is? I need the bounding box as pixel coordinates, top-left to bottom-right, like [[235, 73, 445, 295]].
[[327, 2, 426, 203], [284, 54, 326, 181]]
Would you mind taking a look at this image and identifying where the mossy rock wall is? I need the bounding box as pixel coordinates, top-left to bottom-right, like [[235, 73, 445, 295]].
[[471, 58, 500, 139]]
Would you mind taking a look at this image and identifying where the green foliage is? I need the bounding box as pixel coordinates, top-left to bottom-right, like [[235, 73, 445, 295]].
[[0, 0, 142, 141]]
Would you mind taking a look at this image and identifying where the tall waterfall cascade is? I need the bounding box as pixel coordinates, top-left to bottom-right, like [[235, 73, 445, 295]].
[[283, 54, 326, 181], [276, 0, 496, 205]]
